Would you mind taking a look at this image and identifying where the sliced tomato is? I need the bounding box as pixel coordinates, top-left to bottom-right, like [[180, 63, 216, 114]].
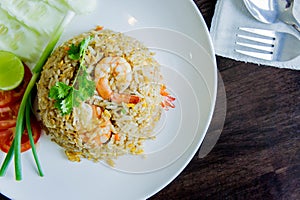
[[0, 119, 16, 130], [0, 117, 41, 153], [0, 92, 13, 108], [0, 106, 14, 120], [0, 127, 11, 140], [0, 128, 14, 153], [0, 101, 20, 121], [0, 64, 32, 108]]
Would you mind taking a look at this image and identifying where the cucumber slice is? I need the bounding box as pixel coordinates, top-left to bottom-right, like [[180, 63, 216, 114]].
[[40, 0, 69, 13], [0, 0, 95, 68], [0, 0, 65, 36], [41, 0, 97, 14], [0, 7, 47, 66]]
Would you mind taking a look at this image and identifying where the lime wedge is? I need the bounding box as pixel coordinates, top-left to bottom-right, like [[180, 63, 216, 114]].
[[0, 50, 24, 91]]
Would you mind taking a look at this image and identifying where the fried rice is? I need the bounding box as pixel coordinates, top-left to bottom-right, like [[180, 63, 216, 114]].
[[37, 27, 174, 165]]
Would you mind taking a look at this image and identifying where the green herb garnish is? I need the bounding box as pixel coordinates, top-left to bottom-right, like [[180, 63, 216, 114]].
[[68, 43, 81, 60], [49, 36, 95, 115], [25, 95, 44, 177], [0, 11, 75, 181]]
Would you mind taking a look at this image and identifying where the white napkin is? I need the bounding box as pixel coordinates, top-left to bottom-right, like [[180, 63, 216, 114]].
[[210, 0, 300, 70]]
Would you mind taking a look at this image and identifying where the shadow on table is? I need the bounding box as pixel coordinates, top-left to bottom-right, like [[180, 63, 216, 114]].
[[198, 71, 227, 158]]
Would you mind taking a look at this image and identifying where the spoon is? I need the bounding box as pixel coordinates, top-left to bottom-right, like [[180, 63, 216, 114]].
[[243, 0, 300, 33]]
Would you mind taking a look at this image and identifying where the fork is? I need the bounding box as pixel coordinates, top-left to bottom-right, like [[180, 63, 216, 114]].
[[235, 27, 300, 61]]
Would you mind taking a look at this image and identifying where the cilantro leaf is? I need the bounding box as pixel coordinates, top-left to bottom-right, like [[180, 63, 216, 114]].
[[72, 89, 82, 107], [72, 66, 95, 107], [79, 37, 91, 58], [68, 43, 80, 60], [49, 82, 72, 99], [67, 36, 91, 61], [60, 91, 74, 114], [77, 66, 95, 96], [49, 82, 74, 115], [49, 37, 95, 115]]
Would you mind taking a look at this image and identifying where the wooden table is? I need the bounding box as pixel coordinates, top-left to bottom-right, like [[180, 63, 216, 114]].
[[151, 0, 300, 199]]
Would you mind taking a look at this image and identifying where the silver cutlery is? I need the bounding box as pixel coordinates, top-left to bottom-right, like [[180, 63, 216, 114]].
[[235, 27, 300, 61], [243, 0, 300, 34]]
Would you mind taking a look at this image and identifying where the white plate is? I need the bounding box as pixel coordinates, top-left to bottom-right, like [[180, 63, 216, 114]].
[[0, 0, 217, 199], [112, 28, 211, 173]]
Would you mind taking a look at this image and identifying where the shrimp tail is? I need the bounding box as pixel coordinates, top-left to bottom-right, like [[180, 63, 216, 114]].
[[111, 93, 140, 104], [160, 84, 176, 110], [96, 77, 140, 104], [161, 95, 176, 110]]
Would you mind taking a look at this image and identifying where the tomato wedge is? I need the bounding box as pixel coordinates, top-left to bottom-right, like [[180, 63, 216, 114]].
[[0, 101, 20, 120], [0, 128, 14, 152], [0, 106, 15, 120], [0, 64, 31, 108], [0, 116, 41, 153], [0, 119, 16, 130], [0, 63, 42, 154]]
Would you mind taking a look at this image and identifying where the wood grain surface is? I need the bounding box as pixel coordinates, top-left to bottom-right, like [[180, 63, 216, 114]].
[[150, 0, 300, 199]]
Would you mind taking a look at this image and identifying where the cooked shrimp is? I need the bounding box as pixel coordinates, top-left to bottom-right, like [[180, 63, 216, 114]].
[[95, 56, 140, 104], [80, 107, 114, 145], [160, 84, 176, 110], [96, 77, 140, 104], [73, 102, 94, 131], [80, 120, 113, 146], [94, 120, 113, 145], [95, 57, 132, 92], [73, 103, 113, 145]]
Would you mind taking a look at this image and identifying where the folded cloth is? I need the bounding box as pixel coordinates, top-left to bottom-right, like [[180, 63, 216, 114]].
[[210, 0, 300, 70]]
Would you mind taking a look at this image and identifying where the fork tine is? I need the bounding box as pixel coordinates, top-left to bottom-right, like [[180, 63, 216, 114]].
[[236, 34, 275, 45], [235, 27, 277, 60], [235, 27, 300, 61], [236, 41, 274, 52], [239, 27, 276, 38], [235, 49, 273, 61]]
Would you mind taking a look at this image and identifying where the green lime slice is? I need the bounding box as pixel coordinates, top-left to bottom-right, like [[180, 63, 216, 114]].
[[0, 50, 25, 91]]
